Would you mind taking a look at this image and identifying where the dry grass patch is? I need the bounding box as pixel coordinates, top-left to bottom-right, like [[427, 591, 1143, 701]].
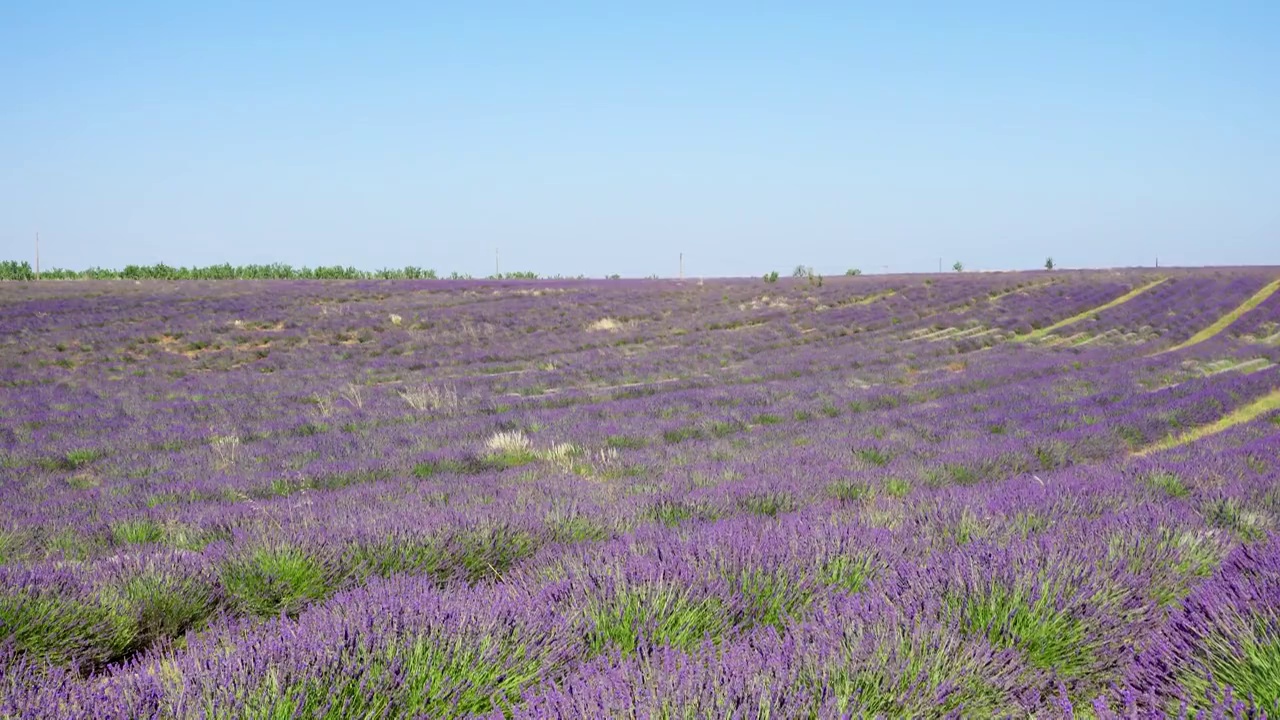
[[586, 317, 623, 332]]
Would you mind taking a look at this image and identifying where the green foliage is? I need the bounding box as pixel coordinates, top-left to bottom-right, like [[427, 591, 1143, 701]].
[[112, 519, 165, 545], [820, 552, 878, 594], [484, 448, 539, 469], [845, 268, 862, 276], [1115, 424, 1146, 449], [662, 426, 705, 444], [816, 619, 1013, 717], [451, 526, 538, 582], [708, 420, 747, 438], [1044, 257, 1055, 271], [291, 422, 329, 437], [763, 271, 779, 283], [1108, 527, 1225, 607], [222, 546, 332, 618], [646, 499, 719, 527], [732, 567, 812, 630], [61, 448, 103, 470], [752, 413, 784, 426], [0, 260, 35, 281], [1144, 471, 1189, 499], [605, 434, 648, 449], [547, 515, 609, 544], [0, 530, 19, 564], [487, 271, 540, 280], [853, 447, 892, 467], [954, 583, 1094, 674], [738, 491, 797, 518], [105, 572, 219, 648], [790, 264, 823, 287], [3, 261, 449, 281], [0, 589, 136, 668], [344, 536, 446, 581], [953, 261, 964, 272], [236, 628, 553, 718], [1032, 441, 1069, 471], [827, 480, 872, 503], [585, 584, 732, 656], [1202, 497, 1269, 541], [1174, 609, 1280, 714], [883, 477, 912, 497], [923, 463, 982, 487]]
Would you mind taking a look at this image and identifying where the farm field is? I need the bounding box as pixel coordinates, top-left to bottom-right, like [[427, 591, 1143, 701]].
[[2, 268, 1280, 718]]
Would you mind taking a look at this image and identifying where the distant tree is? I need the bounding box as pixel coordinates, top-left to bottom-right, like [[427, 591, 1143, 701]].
[[763, 271, 780, 283], [952, 261, 964, 272], [607, 274, 621, 280], [845, 268, 862, 276], [0, 261, 35, 281], [792, 264, 810, 278], [1044, 257, 1055, 271]]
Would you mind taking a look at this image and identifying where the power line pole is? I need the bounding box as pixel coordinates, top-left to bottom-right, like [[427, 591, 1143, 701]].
[[938, 257, 942, 273], [35, 232, 40, 280], [679, 253, 683, 280]]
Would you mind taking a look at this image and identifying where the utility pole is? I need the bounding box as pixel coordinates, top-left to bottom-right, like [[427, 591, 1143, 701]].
[[35, 232, 40, 280], [1155, 255, 1159, 268], [679, 253, 683, 280], [938, 258, 942, 273]]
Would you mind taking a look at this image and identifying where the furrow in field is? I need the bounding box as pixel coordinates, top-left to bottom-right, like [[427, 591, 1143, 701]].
[[1017, 277, 1168, 341], [1156, 277, 1280, 355], [1134, 387, 1280, 456]]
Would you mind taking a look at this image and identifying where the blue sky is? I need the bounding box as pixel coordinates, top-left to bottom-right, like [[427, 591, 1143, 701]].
[[2, 2, 1277, 276]]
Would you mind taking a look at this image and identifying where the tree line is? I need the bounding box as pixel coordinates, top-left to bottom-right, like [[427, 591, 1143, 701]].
[[0, 261, 548, 281]]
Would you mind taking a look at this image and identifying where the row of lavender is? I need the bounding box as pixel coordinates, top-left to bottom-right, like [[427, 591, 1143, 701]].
[[5, 425, 1279, 717], [2, 268, 1280, 717]]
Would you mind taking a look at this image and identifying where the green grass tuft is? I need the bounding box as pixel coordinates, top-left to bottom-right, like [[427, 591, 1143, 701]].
[[883, 477, 911, 497], [1174, 609, 1280, 714], [547, 515, 609, 544], [605, 434, 647, 449], [662, 426, 705, 444], [105, 572, 219, 647], [1144, 471, 1189, 499], [222, 545, 332, 618], [739, 492, 797, 518], [112, 519, 165, 545], [586, 584, 732, 656], [827, 480, 873, 503], [853, 447, 891, 467], [451, 526, 539, 582], [820, 553, 878, 594], [0, 589, 136, 668], [1202, 497, 1270, 541]]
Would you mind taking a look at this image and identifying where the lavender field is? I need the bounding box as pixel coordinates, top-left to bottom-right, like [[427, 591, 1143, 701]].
[[3, 268, 1280, 719]]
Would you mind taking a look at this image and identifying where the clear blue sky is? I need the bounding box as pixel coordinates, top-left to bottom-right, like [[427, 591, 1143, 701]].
[[2, 2, 1277, 276]]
